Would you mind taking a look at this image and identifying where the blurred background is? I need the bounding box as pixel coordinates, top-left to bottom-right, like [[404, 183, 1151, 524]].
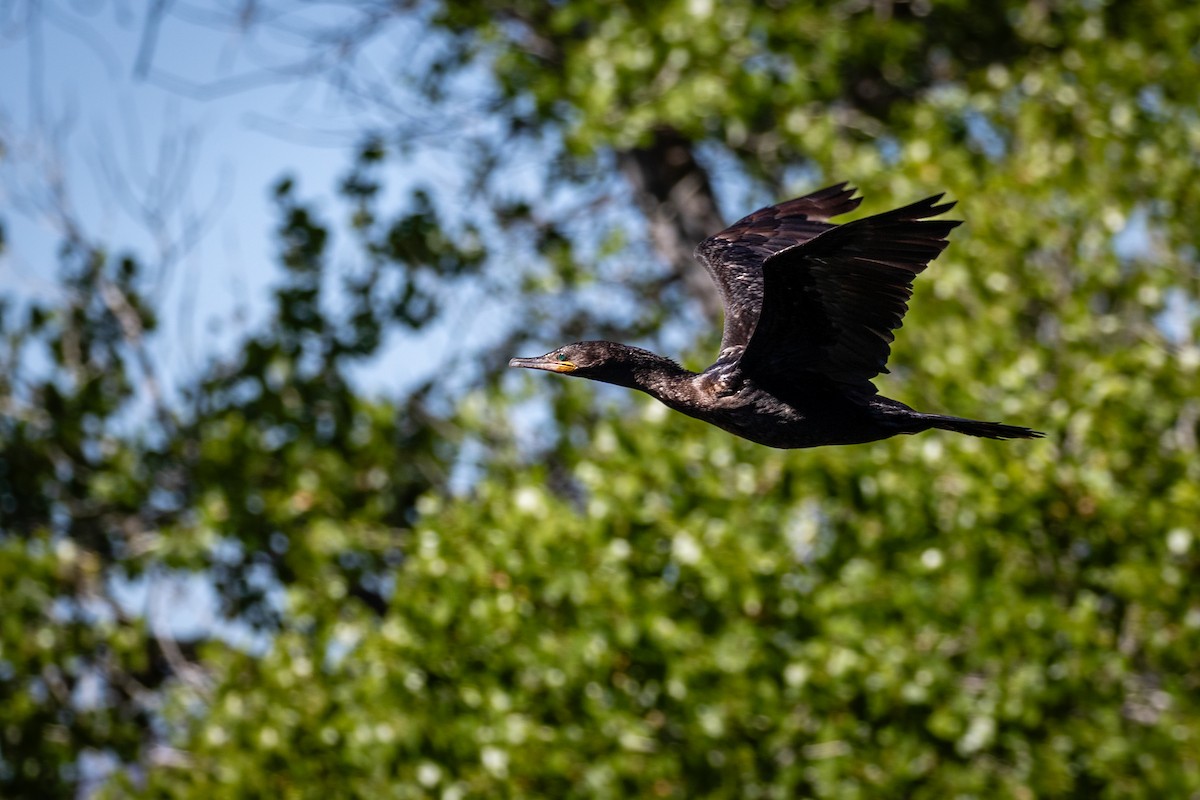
[[1, 1, 1198, 796]]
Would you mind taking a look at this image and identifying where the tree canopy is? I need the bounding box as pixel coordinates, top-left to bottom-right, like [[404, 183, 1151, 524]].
[[1, 0, 1199, 796]]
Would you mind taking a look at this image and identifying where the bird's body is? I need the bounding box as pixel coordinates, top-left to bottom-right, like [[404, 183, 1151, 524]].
[[510, 184, 1042, 448]]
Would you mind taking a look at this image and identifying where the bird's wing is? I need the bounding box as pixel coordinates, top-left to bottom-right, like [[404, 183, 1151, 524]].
[[739, 194, 960, 395], [695, 183, 862, 353]]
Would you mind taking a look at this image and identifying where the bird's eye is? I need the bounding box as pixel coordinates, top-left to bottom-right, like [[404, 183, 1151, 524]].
[[556, 353, 569, 361]]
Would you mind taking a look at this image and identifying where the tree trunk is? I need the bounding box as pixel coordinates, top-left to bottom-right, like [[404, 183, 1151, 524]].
[[617, 128, 725, 320]]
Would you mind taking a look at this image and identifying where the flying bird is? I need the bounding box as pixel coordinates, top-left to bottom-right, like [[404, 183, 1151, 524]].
[[509, 184, 1042, 448]]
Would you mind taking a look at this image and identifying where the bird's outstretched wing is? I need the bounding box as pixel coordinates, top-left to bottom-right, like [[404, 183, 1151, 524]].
[[740, 194, 960, 395], [695, 183, 862, 353]]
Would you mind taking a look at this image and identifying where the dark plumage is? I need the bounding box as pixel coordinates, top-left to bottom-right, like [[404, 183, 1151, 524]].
[[509, 184, 1043, 448]]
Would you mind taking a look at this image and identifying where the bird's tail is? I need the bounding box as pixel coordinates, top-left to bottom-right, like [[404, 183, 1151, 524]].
[[922, 414, 1044, 440]]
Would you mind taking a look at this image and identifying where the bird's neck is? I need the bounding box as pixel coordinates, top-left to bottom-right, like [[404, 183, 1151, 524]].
[[595, 346, 696, 401]]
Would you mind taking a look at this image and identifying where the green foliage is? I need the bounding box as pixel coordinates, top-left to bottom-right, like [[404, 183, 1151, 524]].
[[3, 0, 1200, 796], [0, 533, 151, 797], [131, 384, 1200, 796]]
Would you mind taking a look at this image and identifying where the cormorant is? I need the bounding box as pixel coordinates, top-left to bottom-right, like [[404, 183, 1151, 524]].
[[509, 184, 1043, 448]]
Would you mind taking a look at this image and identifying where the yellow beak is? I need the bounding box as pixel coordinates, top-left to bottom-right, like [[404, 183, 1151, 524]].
[[508, 356, 577, 373]]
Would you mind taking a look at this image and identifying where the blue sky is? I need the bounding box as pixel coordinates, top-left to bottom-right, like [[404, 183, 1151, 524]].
[[0, 2, 487, 397]]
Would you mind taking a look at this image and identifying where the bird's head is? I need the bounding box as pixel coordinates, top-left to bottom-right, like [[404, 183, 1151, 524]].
[[508, 341, 623, 378], [509, 341, 682, 390]]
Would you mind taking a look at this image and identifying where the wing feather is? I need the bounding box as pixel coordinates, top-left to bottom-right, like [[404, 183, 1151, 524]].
[[694, 183, 862, 352], [740, 194, 961, 394]]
